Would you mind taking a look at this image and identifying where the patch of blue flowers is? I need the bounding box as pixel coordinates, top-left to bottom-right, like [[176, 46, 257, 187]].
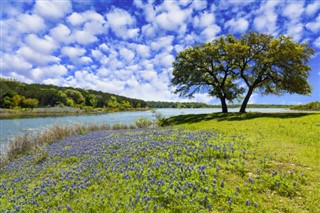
[[0, 128, 304, 212]]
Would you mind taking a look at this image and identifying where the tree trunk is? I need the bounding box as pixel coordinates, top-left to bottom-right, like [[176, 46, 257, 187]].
[[240, 87, 254, 113], [220, 97, 228, 113]]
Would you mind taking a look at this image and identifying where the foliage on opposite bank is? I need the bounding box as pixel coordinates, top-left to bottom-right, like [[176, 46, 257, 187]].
[[0, 78, 147, 109], [290, 101, 320, 111]]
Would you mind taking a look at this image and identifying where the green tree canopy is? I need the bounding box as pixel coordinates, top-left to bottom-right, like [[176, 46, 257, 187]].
[[233, 32, 314, 112], [65, 89, 85, 106], [171, 36, 244, 113], [171, 32, 314, 113], [21, 98, 39, 109], [106, 96, 119, 108]]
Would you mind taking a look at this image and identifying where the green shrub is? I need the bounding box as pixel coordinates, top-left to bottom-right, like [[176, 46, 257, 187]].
[[135, 117, 153, 128]]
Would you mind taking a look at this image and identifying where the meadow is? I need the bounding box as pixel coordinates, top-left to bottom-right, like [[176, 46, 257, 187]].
[[0, 112, 319, 212]]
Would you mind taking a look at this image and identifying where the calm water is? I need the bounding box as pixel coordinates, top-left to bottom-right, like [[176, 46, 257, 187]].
[[0, 108, 288, 147]]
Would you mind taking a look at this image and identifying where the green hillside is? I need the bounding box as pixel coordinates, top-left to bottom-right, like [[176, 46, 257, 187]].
[[0, 78, 147, 109]]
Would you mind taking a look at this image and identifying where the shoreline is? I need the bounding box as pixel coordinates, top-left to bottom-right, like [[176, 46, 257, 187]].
[[0, 107, 150, 119]]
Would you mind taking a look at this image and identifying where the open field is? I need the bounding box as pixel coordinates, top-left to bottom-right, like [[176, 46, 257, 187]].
[[0, 113, 319, 212]]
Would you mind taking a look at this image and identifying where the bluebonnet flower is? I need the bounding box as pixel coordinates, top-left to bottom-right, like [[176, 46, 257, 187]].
[[221, 179, 225, 188], [248, 177, 254, 184]]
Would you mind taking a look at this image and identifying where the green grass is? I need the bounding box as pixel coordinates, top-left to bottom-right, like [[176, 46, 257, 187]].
[[163, 112, 320, 212]]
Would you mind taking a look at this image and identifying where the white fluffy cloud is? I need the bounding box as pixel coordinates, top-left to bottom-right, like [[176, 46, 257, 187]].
[[34, 0, 72, 20], [225, 17, 249, 33], [50, 24, 72, 44], [306, 15, 320, 33], [155, 1, 191, 32], [17, 46, 60, 66], [200, 24, 221, 42], [282, 2, 305, 21], [253, 1, 280, 35], [314, 37, 320, 48], [193, 12, 215, 29], [106, 8, 139, 39], [2, 54, 32, 73], [25, 34, 58, 54], [67, 12, 86, 26], [31, 65, 68, 81], [61, 46, 86, 60], [305, 2, 320, 16]]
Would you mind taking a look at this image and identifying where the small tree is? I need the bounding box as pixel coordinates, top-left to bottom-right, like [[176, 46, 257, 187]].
[[106, 96, 119, 108], [65, 89, 85, 106], [85, 94, 97, 107], [120, 100, 131, 109], [21, 98, 39, 109], [12, 95, 25, 107]]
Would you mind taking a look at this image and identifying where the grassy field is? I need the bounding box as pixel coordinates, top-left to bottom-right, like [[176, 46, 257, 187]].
[[0, 112, 319, 212], [163, 112, 320, 212]]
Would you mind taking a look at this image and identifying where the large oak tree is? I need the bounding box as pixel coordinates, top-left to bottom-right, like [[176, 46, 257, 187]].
[[171, 36, 244, 113], [171, 32, 314, 113], [233, 32, 315, 112]]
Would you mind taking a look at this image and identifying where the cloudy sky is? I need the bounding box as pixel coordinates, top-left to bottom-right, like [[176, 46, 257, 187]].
[[1, 0, 320, 104]]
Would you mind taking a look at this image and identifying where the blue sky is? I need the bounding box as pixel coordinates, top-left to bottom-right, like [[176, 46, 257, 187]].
[[1, 0, 320, 105]]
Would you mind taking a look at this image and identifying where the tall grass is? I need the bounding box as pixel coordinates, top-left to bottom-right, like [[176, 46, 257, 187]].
[[0, 122, 138, 169]]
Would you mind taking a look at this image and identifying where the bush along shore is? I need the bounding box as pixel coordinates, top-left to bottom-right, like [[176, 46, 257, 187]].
[[1, 113, 320, 212]]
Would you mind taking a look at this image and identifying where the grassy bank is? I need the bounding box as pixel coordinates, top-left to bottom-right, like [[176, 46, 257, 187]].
[[0, 107, 149, 119], [0, 113, 319, 212], [163, 112, 320, 212]]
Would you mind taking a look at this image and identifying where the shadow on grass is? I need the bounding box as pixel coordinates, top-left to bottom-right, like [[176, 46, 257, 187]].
[[161, 112, 316, 126]]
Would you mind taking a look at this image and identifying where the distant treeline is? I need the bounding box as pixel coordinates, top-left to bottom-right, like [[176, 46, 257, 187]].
[[146, 101, 211, 108], [147, 101, 291, 109], [0, 78, 147, 109], [290, 102, 320, 111]]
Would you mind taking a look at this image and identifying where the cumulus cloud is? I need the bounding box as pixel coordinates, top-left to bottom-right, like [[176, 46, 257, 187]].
[[281, 2, 306, 41], [305, 2, 320, 16], [155, 1, 191, 32], [106, 7, 139, 39], [119, 47, 135, 62], [34, 0, 72, 20], [314, 37, 320, 48], [16, 14, 46, 33], [306, 15, 320, 33], [61, 46, 86, 60], [193, 11, 215, 29], [200, 24, 221, 42], [50, 24, 72, 44], [25, 34, 58, 54], [31, 65, 68, 81], [225, 17, 249, 33], [2, 54, 32, 74], [17, 46, 60, 66], [253, 1, 280, 35], [67, 12, 86, 26], [282, 2, 305, 21], [134, 44, 150, 58], [151, 36, 174, 52]]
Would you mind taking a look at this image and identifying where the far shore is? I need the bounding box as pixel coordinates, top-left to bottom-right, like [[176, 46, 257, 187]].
[[0, 107, 150, 119]]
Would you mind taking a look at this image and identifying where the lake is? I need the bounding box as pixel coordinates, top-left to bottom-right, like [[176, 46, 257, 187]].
[[0, 108, 289, 147]]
